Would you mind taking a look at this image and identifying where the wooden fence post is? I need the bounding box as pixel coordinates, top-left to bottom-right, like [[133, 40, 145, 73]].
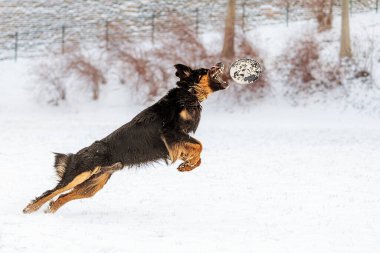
[[14, 32, 18, 62], [151, 12, 155, 44], [195, 8, 199, 37], [105, 20, 109, 50], [350, 0, 353, 13], [286, 3, 289, 27], [61, 25, 65, 54], [242, 1, 246, 33]]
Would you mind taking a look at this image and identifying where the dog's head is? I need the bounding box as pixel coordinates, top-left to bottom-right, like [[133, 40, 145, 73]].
[[174, 62, 229, 101]]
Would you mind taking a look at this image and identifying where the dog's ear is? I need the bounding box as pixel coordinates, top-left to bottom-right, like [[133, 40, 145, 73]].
[[174, 64, 192, 79]]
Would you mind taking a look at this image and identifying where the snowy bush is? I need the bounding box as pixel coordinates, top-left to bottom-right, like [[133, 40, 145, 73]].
[[277, 32, 342, 99], [33, 54, 68, 105], [34, 41, 107, 104]]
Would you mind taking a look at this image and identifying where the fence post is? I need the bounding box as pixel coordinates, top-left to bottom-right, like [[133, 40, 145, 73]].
[[350, 0, 353, 14], [105, 20, 109, 50], [242, 1, 246, 33], [151, 12, 155, 44], [286, 3, 289, 27], [376, 0, 379, 13], [61, 25, 65, 54], [195, 8, 199, 37], [14, 32, 18, 62]]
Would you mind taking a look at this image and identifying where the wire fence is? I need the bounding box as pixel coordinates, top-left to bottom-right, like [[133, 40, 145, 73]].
[[0, 0, 379, 61]]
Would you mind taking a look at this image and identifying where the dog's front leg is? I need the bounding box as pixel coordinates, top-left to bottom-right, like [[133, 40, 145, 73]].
[[161, 133, 202, 172]]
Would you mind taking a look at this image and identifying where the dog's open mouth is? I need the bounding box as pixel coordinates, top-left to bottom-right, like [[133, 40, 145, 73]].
[[209, 62, 229, 89]]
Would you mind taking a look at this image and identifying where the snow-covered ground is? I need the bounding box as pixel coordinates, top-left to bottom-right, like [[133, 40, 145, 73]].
[[1, 59, 380, 253]]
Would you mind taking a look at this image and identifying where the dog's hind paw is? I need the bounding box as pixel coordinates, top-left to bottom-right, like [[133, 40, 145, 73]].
[[23, 203, 37, 214], [22, 206, 33, 214]]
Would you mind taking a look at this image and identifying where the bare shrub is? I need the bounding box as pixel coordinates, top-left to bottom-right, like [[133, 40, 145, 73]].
[[277, 33, 341, 96], [64, 42, 107, 100], [288, 37, 319, 84], [66, 56, 106, 100], [33, 56, 67, 105], [34, 41, 107, 103]]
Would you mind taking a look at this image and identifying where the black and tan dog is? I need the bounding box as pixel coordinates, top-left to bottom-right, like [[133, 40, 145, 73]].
[[23, 62, 228, 214]]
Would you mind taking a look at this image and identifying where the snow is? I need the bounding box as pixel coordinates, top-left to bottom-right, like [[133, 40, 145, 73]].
[[1, 11, 380, 253]]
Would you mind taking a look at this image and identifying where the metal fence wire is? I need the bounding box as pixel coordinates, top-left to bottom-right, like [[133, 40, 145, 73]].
[[0, 0, 379, 61]]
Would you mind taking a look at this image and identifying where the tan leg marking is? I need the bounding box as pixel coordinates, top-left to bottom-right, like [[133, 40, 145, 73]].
[[161, 135, 202, 172], [46, 172, 111, 213], [23, 167, 100, 214], [161, 135, 180, 163], [176, 142, 202, 172]]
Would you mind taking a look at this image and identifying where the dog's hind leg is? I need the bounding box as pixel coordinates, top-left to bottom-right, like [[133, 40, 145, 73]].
[[45, 163, 122, 213], [23, 167, 101, 214], [45, 172, 113, 213]]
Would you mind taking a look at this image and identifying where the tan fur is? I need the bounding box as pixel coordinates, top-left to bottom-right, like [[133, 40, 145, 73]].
[[55, 155, 68, 179], [23, 167, 100, 213], [161, 135, 182, 163], [179, 109, 192, 121], [181, 142, 202, 166], [46, 172, 112, 213], [194, 75, 213, 102], [161, 135, 202, 167]]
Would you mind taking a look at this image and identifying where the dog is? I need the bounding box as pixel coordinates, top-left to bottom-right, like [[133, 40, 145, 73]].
[[23, 62, 228, 213]]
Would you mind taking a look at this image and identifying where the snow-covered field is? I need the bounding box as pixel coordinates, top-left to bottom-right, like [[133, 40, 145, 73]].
[[1, 59, 380, 253]]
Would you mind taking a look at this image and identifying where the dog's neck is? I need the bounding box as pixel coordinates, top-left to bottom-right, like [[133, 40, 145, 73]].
[[189, 75, 213, 102], [189, 86, 209, 102]]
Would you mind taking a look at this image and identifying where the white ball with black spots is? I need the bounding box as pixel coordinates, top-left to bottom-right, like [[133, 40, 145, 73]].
[[229, 58, 262, 85]]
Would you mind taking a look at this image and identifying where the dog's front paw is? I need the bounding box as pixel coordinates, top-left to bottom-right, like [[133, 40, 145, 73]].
[[177, 163, 193, 172], [177, 159, 201, 172]]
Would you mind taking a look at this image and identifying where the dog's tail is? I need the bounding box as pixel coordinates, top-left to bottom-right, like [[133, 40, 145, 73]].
[[53, 153, 75, 180]]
